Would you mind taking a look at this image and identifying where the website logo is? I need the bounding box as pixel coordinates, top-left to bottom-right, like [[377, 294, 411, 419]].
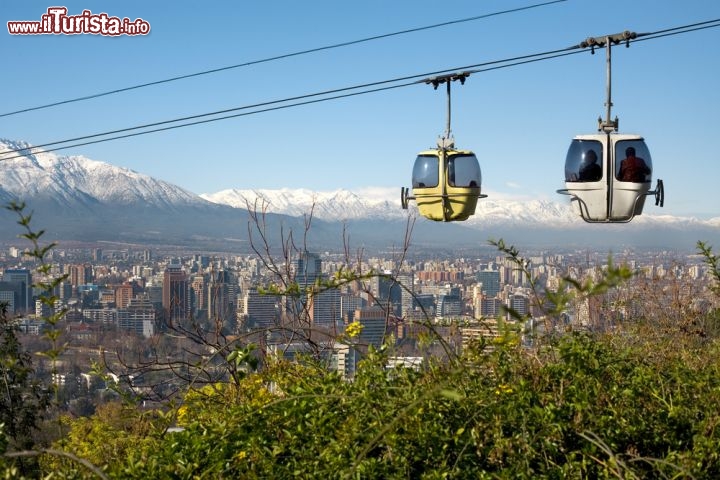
[[8, 7, 150, 36]]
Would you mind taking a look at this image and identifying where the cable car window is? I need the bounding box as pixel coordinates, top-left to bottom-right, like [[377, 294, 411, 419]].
[[448, 154, 481, 187], [565, 139, 603, 182], [412, 155, 439, 188], [615, 141, 652, 183]]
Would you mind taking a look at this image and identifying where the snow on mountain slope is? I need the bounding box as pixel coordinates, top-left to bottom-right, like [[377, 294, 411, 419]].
[[201, 188, 588, 226], [0, 139, 207, 208], [1, 138, 717, 235], [201, 186, 720, 232], [200, 188, 405, 220]]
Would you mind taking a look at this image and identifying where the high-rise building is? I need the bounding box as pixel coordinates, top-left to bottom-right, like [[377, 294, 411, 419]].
[[308, 287, 341, 331], [1, 269, 32, 313], [332, 343, 359, 380], [367, 272, 402, 315], [244, 287, 280, 329], [146, 284, 163, 309], [115, 283, 134, 309], [67, 264, 93, 287], [208, 270, 237, 331], [117, 295, 156, 338], [0, 282, 22, 314], [478, 296, 503, 318], [191, 274, 207, 316], [508, 293, 529, 319], [162, 264, 190, 325], [99, 289, 116, 307], [436, 293, 463, 320], [413, 293, 436, 319], [396, 271, 415, 317], [193, 255, 210, 269], [295, 251, 322, 285], [58, 282, 72, 301], [0, 289, 15, 313], [340, 292, 366, 322], [353, 306, 386, 348], [35, 298, 53, 318], [292, 251, 345, 331], [476, 269, 501, 298]]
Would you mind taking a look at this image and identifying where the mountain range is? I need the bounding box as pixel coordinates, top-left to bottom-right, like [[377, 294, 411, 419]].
[[1, 138, 718, 252]]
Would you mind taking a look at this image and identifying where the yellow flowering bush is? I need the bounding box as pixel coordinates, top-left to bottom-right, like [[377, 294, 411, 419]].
[[345, 321, 364, 338]]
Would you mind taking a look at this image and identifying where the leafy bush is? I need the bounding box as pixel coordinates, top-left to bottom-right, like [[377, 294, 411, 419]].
[[36, 330, 720, 479]]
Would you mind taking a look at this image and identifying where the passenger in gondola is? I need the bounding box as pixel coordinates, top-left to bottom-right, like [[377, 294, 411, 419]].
[[618, 146, 651, 182], [578, 149, 602, 182]]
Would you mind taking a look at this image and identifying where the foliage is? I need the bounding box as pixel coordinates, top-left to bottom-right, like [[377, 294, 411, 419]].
[[0, 304, 51, 477], [30, 329, 720, 479], [0, 201, 71, 476], [39, 402, 166, 478], [697, 240, 720, 297], [4, 201, 69, 391]]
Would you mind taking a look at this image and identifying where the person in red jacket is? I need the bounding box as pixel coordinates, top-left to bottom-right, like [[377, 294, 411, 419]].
[[618, 147, 651, 182]]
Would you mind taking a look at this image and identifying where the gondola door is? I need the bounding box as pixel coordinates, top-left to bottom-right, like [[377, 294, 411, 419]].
[[609, 136, 653, 220]]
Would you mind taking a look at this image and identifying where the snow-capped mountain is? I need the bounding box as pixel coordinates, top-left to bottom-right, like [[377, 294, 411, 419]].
[[200, 188, 406, 221], [1, 138, 718, 250], [200, 187, 590, 227], [0, 139, 207, 209], [0, 139, 296, 248], [198, 188, 720, 250], [198, 187, 720, 250], [200, 187, 720, 231]]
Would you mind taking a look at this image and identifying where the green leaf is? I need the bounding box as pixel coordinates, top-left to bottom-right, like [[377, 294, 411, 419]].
[[439, 389, 463, 401]]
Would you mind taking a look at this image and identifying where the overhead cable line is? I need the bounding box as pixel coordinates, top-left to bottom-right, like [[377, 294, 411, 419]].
[[0, 84, 417, 159], [0, 0, 567, 119], [0, 49, 587, 160], [635, 17, 720, 38], [632, 18, 720, 43], [1, 17, 719, 162], [0, 45, 584, 159]]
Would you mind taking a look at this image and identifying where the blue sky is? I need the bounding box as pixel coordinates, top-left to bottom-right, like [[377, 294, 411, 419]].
[[2, 0, 719, 218]]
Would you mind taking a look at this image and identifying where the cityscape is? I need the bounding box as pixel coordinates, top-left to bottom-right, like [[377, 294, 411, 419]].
[[1, 133, 717, 423], [2, 235, 716, 400]]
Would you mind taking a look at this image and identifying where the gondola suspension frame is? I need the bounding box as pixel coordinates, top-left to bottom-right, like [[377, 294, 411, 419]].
[[557, 30, 665, 223], [401, 72, 487, 220]]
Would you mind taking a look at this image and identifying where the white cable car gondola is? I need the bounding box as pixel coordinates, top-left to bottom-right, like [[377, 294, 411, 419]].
[[401, 73, 486, 222], [558, 31, 664, 222]]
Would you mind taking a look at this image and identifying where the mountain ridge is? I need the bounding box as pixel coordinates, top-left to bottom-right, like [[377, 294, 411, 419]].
[[199, 187, 720, 230], [1, 139, 718, 251]]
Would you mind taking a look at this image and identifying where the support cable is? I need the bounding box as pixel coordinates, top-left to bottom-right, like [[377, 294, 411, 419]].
[[1, 17, 718, 161], [0, 0, 567, 119]]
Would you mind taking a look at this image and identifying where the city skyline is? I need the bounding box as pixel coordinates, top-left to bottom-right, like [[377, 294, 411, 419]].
[[3, 242, 716, 351]]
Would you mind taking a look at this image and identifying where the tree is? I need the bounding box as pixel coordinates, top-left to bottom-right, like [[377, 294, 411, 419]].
[[0, 303, 51, 474]]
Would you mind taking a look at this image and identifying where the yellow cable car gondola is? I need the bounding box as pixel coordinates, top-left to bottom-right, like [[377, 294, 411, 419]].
[[401, 72, 486, 222], [408, 147, 481, 221], [557, 31, 664, 222]]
